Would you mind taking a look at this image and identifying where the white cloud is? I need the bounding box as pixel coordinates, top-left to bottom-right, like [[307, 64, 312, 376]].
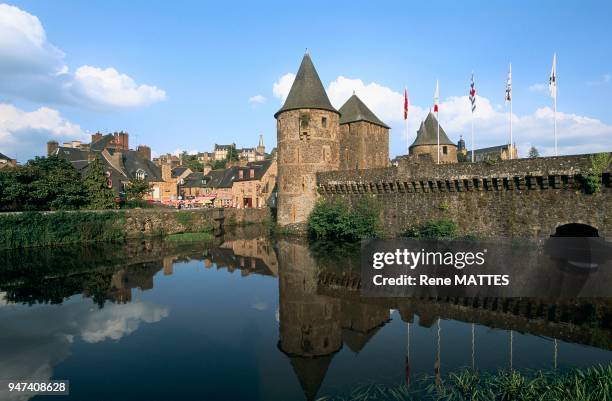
[[528, 83, 547, 92], [73, 66, 166, 108], [0, 4, 165, 109], [0, 103, 88, 161], [326, 76, 428, 142], [248, 94, 266, 105], [272, 73, 295, 103], [273, 72, 612, 158], [587, 73, 611, 86]]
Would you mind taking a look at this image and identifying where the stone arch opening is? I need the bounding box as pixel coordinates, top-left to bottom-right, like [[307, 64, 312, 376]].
[[552, 223, 599, 237]]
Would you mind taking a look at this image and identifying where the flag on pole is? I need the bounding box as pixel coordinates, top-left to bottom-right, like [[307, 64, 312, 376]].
[[434, 80, 439, 113], [469, 73, 476, 112], [404, 88, 409, 120], [505, 64, 512, 103], [549, 53, 557, 99]]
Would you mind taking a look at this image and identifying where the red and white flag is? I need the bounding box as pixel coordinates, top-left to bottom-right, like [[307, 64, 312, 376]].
[[403, 88, 409, 120], [433, 80, 439, 113]]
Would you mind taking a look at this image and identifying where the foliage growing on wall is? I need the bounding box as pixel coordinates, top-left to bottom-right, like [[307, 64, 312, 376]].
[[402, 219, 457, 239], [308, 196, 381, 240], [584, 152, 612, 194]]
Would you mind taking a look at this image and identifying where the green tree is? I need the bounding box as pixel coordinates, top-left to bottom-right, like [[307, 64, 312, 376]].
[[181, 153, 204, 172], [125, 178, 152, 200], [209, 160, 226, 170], [84, 157, 117, 209], [0, 156, 87, 211], [528, 146, 540, 158], [226, 147, 239, 162], [308, 197, 381, 241]]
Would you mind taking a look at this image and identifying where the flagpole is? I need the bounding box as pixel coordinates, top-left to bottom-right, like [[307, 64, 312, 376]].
[[554, 89, 557, 156], [437, 112, 440, 164], [471, 111, 475, 163], [510, 96, 513, 159]]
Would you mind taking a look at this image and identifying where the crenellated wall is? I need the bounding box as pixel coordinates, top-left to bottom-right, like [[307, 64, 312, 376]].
[[316, 154, 612, 239]]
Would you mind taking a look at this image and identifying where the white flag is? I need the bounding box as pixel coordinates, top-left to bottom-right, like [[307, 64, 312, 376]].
[[549, 53, 557, 99], [505, 64, 512, 103]]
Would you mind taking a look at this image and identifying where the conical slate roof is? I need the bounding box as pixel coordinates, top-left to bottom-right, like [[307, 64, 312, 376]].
[[409, 112, 455, 149], [342, 326, 383, 354], [338, 94, 389, 128], [274, 53, 338, 118]]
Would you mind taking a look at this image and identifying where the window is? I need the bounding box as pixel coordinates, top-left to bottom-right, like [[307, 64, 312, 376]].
[[299, 113, 310, 129], [249, 169, 255, 178], [443, 146, 448, 155], [239, 170, 244, 179], [136, 169, 146, 180], [321, 117, 327, 128]]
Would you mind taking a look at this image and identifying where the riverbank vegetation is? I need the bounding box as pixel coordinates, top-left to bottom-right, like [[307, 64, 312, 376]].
[[308, 197, 381, 240], [0, 211, 126, 250], [318, 364, 612, 401]]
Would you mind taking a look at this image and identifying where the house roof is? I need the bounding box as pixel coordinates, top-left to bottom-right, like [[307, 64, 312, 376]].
[[120, 150, 162, 181], [0, 152, 14, 161], [275, 53, 338, 118], [182, 172, 206, 188], [338, 94, 389, 128], [214, 144, 235, 150], [90, 133, 116, 151], [55, 147, 90, 162], [233, 160, 273, 182], [409, 112, 455, 148], [171, 167, 188, 178], [468, 144, 511, 158]]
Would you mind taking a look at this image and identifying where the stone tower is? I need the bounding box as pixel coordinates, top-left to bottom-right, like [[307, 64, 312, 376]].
[[275, 53, 340, 227], [409, 112, 458, 164], [338, 94, 390, 170]]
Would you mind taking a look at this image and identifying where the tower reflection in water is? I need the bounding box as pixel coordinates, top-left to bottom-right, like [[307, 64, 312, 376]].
[[0, 231, 609, 401]]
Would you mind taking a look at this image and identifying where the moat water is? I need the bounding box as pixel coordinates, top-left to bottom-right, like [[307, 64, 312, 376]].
[[0, 228, 610, 401]]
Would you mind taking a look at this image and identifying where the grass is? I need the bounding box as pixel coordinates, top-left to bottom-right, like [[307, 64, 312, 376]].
[[165, 231, 214, 242], [316, 365, 612, 401]]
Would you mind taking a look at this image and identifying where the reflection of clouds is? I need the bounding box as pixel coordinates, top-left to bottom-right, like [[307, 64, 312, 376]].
[[0, 300, 168, 401], [251, 300, 268, 311], [81, 302, 168, 343], [0, 291, 9, 307]]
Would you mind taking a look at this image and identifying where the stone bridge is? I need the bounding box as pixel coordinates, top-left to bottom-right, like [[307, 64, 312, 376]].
[[317, 154, 611, 238]]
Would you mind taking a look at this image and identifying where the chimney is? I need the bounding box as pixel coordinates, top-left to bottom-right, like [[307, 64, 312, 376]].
[[91, 132, 103, 144], [161, 164, 172, 181], [47, 140, 59, 156], [137, 145, 151, 161]]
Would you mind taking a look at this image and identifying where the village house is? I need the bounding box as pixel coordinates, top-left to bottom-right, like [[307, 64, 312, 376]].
[[231, 159, 277, 208], [0, 152, 17, 169], [50, 133, 163, 199]]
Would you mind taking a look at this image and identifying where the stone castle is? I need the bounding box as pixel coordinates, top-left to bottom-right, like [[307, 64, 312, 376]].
[[275, 53, 390, 227], [276, 53, 611, 237]]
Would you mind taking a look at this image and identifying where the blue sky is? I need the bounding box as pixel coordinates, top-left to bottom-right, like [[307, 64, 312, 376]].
[[1, 0, 611, 162]]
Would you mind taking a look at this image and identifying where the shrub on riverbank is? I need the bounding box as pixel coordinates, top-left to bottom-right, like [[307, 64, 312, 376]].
[[318, 364, 612, 401], [308, 197, 381, 241], [0, 211, 125, 249], [402, 219, 457, 239]]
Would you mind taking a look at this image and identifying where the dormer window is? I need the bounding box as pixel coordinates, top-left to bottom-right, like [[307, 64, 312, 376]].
[[249, 169, 255, 178], [239, 170, 244, 179], [136, 169, 147, 180]]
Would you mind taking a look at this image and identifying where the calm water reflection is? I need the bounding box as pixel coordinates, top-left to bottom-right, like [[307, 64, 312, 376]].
[[0, 228, 610, 401]]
